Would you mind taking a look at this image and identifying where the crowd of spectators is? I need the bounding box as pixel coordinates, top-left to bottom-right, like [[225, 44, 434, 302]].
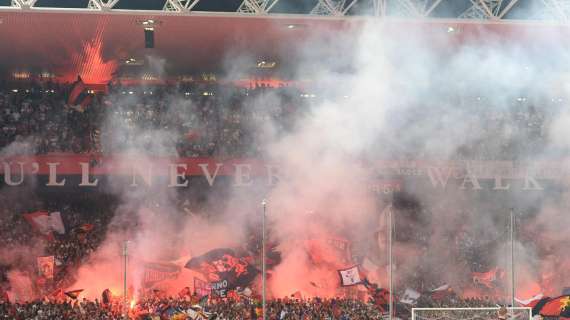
[[0, 80, 557, 161], [0, 192, 117, 300], [0, 81, 304, 158], [0, 289, 535, 320]]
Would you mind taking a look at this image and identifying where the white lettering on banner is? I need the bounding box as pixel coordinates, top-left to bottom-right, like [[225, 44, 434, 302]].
[[130, 165, 153, 187], [198, 163, 223, 186], [168, 164, 188, 187], [234, 164, 253, 186], [265, 165, 280, 186], [0, 158, 558, 191], [427, 167, 454, 188], [46, 163, 65, 186], [3, 162, 25, 186], [460, 171, 482, 190], [523, 175, 543, 190], [493, 176, 511, 190], [211, 280, 228, 290], [79, 162, 98, 186]]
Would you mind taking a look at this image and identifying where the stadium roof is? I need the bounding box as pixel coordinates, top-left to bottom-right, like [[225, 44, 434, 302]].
[[1, 1, 570, 84], [1, 0, 570, 20]]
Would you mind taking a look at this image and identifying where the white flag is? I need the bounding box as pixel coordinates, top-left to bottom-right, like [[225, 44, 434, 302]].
[[338, 266, 362, 286], [48, 212, 65, 235], [400, 288, 421, 305], [24, 211, 65, 236], [515, 293, 543, 306]]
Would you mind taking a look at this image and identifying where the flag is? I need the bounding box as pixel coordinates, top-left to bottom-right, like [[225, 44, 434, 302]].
[[37, 256, 54, 279], [472, 267, 504, 289], [47, 288, 66, 302], [178, 286, 191, 298], [361, 257, 379, 274], [400, 288, 420, 305], [306, 237, 352, 266], [78, 223, 94, 232], [193, 277, 210, 298], [291, 291, 302, 300], [102, 289, 112, 305], [516, 293, 544, 307], [24, 211, 65, 237], [64, 289, 84, 300], [538, 295, 570, 318], [185, 248, 258, 290], [338, 265, 362, 286], [142, 262, 180, 287], [185, 129, 201, 141], [187, 305, 213, 320], [530, 297, 552, 316], [367, 287, 390, 313], [430, 284, 453, 300], [67, 76, 92, 109]]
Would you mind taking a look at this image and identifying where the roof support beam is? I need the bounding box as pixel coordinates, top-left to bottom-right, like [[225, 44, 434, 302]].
[[458, 0, 523, 19], [237, 0, 280, 14], [392, 0, 444, 18], [373, 0, 388, 17], [87, 0, 120, 10], [498, 0, 519, 18], [310, 0, 360, 16], [163, 0, 201, 12], [541, 0, 570, 22], [10, 0, 37, 9]]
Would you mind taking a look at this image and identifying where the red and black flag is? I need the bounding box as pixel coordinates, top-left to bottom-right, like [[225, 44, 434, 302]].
[[538, 295, 570, 318], [185, 248, 259, 290], [362, 279, 391, 313], [178, 286, 191, 298], [102, 288, 112, 305], [67, 76, 93, 109], [64, 289, 84, 300], [472, 267, 505, 289]]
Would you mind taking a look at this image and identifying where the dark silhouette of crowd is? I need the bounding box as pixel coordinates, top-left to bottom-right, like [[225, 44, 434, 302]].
[[1, 293, 516, 320], [0, 80, 554, 160], [0, 81, 304, 158]]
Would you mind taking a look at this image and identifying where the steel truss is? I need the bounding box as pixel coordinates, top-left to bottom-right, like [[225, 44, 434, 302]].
[[2, 0, 570, 22], [237, 0, 280, 14]]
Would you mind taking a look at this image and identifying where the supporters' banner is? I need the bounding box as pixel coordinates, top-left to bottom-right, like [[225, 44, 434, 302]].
[[193, 277, 210, 297], [142, 262, 180, 287], [0, 156, 565, 192], [64, 289, 84, 300], [24, 211, 65, 237], [37, 256, 55, 279], [185, 248, 258, 290], [400, 288, 420, 305], [210, 280, 228, 298], [537, 295, 570, 318], [472, 267, 504, 289], [338, 265, 362, 286]]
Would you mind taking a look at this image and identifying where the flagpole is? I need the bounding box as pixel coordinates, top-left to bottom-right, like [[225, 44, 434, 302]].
[[510, 208, 515, 318], [388, 204, 393, 320], [261, 199, 267, 320], [123, 240, 128, 319]]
